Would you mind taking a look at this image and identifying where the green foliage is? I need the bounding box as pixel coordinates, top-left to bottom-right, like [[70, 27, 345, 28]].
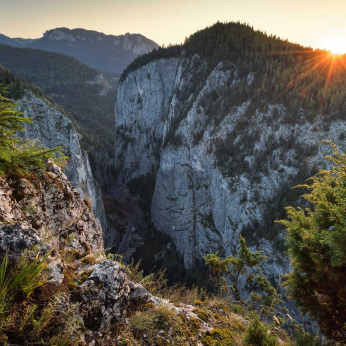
[[121, 21, 346, 119], [0, 86, 65, 175], [294, 328, 322, 346], [0, 45, 116, 156], [203, 328, 234, 346], [243, 315, 277, 346], [204, 237, 283, 319], [0, 247, 84, 345], [0, 251, 49, 302], [226, 236, 267, 300], [279, 141, 346, 341], [204, 252, 232, 295]]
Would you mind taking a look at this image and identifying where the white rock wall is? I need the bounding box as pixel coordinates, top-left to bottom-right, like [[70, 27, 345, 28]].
[[17, 92, 108, 234], [115, 55, 346, 281]]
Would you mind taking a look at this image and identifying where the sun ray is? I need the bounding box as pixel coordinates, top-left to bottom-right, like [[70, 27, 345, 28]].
[[286, 54, 330, 88]]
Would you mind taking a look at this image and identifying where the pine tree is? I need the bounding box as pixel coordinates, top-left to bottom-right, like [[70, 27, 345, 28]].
[[0, 86, 65, 175], [279, 141, 346, 342], [204, 236, 281, 316]]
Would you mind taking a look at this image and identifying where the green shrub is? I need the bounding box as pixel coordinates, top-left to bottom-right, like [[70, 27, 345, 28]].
[[294, 328, 322, 346], [203, 328, 234, 346], [0, 251, 49, 302], [280, 141, 346, 341], [243, 315, 277, 346]]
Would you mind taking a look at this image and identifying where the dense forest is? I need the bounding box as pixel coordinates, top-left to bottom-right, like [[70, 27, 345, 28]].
[[121, 21, 346, 118], [0, 44, 116, 156]]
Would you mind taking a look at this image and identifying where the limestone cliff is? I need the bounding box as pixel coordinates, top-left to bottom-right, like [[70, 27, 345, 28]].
[[16, 91, 108, 235], [114, 53, 346, 282]]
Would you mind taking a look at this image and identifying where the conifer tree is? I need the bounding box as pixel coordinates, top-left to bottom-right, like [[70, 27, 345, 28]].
[[280, 141, 346, 342], [204, 236, 281, 315], [0, 86, 65, 175]]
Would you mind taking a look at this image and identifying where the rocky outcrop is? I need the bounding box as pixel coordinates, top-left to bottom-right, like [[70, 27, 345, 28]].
[[16, 91, 108, 235], [0, 161, 103, 257], [0, 161, 223, 343], [114, 54, 346, 282], [0, 161, 148, 336]]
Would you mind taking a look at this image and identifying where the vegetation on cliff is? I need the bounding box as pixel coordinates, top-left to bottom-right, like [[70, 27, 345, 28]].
[[0, 86, 64, 175], [121, 21, 346, 119]]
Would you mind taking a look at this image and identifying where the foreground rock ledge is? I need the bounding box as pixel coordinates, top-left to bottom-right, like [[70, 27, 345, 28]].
[[0, 161, 212, 342]]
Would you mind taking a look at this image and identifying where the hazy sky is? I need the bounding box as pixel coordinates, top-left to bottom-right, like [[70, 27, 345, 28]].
[[1, 0, 346, 52]]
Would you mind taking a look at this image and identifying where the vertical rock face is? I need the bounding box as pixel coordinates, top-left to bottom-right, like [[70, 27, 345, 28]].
[[115, 54, 346, 279], [0, 161, 151, 336], [16, 92, 108, 235], [115, 57, 181, 184]]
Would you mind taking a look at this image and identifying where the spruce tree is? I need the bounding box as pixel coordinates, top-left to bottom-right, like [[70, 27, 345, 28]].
[[280, 141, 346, 342]]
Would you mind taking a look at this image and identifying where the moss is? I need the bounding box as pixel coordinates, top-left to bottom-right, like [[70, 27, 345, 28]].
[[81, 249, 91, 258], [203, 328, 235, 346], [81, 256, 96, 265], [79, 269, 93, 283], [61, 249, 83, 262], [214, 313, 221, 320], [24, 204, 36, 215], [64, 267, 78, 291], [193, 299, 204, 306], [193, 308, 209, 322], [68, 282, 78, 291], [187, 317, 201, 334]]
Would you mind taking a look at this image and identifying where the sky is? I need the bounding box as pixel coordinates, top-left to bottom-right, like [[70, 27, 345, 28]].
[[1, 0, 346, 53]]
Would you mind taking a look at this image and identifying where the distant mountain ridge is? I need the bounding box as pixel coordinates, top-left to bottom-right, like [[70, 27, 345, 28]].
[[0, 34, 36, 47], [0, 34, 21, 47], [0, 28, 159, 73], [0, 44, 116, 156]]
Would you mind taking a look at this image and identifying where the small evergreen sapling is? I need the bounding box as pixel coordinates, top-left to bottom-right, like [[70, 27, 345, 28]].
[[243, 314, 277, 346]]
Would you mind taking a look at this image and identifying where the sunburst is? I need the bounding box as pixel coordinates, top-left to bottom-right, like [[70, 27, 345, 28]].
[[323, 36, 346, 55]]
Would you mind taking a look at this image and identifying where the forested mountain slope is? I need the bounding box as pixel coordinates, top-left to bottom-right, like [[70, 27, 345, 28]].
[[0, 44, 116, 157], [114, 22, 346, 282]]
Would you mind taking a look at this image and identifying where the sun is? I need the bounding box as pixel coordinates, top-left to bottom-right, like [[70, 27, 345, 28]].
[[323, 36, 346, 55]]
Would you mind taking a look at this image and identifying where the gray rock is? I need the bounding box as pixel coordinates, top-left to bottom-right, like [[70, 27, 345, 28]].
[[80, 260, 131, 330], [0, 161, 152, 334], [129, 281, 149, 302], [16, 91, 108, 233], [115, 53, 346, 286]]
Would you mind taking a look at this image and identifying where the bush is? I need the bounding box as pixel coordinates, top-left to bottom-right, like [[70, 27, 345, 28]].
[[279, 141, 346, 341], [294, 328, 322, 346], [243, 315, 277, 346]]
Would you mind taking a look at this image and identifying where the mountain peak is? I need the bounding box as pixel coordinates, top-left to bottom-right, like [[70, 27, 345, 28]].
[[30, 27, 159, 72], [44, 28, 76, 42]]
